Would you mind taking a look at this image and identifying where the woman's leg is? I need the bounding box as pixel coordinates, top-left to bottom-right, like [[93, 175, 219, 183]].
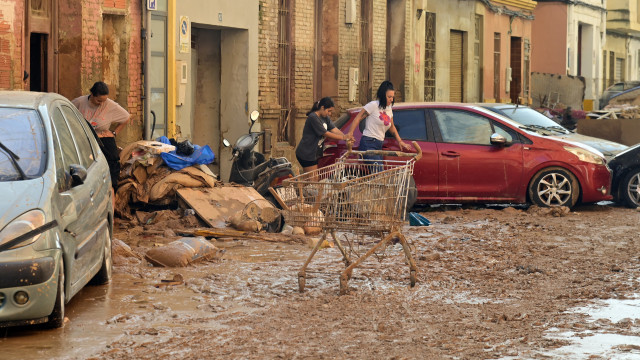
[[100, 136, 121, 190]]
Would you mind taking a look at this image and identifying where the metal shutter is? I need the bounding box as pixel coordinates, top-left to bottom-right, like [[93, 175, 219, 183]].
[[450, 31, 463, 102]]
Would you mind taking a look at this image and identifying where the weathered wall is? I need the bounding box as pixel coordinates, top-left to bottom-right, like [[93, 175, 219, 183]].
[[531, 72, 585, 109], [483, 4, 534, 103], [0, 0, 24, 90], [531, 2, 567, 75], [426, 0, 479, 102]]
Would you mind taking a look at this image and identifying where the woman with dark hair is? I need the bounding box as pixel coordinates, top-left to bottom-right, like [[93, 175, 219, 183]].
[[347, 80, 411, 163], [295, 97, 352, 173], [72, 81, 130, 190]]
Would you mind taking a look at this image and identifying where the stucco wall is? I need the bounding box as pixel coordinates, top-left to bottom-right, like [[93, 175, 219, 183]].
[[174, 0, 259, 180], [531, 2, 567, 75], [578, 118, 640, 146], [482, 5, 533, 103], [426, 0, 479, 102]]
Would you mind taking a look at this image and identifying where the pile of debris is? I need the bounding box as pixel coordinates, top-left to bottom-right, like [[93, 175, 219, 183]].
[[115, 140, 221, 220]]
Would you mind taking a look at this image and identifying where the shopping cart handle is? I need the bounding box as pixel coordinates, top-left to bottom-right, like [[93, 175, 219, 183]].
[[410, 141, 422, 161], [344, 139, 422, 161]]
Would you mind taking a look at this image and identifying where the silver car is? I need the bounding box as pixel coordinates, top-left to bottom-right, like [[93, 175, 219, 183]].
[[0, 91, 113, 328]]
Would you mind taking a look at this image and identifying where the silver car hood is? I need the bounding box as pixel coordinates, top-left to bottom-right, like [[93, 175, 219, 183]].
[[550, 133, 628, 158], [0, 179, 45, 227]]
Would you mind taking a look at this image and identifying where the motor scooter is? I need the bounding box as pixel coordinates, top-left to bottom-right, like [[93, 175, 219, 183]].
[[223, 110, 294, 208]]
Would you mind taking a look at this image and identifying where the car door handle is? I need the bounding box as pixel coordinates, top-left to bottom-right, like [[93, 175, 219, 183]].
[[441, 151, 460, 157], [90, 189, 95, 198]]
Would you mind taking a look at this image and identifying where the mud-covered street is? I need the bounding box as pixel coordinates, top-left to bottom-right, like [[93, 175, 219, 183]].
[[2, 204, 640, 359]]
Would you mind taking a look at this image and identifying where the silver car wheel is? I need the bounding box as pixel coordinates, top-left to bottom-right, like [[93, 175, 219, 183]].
[[536, 172, 572, 206], [621, 170, 640, 208]]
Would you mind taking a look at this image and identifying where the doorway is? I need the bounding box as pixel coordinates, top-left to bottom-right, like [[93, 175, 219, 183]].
[[29, 33, 47, 92], [191, 28, 221, 176], [510, 37, 522, 104]]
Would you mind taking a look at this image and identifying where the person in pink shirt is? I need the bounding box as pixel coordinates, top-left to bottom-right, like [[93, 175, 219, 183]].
[[72, 81, 130, 190]]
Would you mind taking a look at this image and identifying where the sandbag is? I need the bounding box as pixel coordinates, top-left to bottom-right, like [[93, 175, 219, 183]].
[[144, 237, 221, 267]]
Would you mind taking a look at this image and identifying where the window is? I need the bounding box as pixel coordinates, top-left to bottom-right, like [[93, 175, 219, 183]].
[[60, 105, 94, 168], [388, 109, 428, 141], [50, 119, 68, 192], [51, 108, 80, 167], [0, 108, 46, 181], [434, 110, 493, 145]]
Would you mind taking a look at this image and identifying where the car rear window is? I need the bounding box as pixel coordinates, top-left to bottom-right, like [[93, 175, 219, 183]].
[[0, 108, 47, 181]]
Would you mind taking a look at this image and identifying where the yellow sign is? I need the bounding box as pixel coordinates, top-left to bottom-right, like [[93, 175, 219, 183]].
[[179, 16, 190, 54]]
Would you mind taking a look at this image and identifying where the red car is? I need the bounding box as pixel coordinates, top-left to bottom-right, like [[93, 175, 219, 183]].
[[319, 103, 612, 209]]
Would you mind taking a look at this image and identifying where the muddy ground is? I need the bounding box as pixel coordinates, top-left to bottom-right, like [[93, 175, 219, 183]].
[[3, 203, 640, 359]]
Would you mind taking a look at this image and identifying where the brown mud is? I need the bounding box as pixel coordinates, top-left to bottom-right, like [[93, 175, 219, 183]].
[[2, 204, 639, 359]]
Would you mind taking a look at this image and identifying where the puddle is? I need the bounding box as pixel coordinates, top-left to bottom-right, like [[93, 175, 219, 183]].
[[541, 297, 640, 359]]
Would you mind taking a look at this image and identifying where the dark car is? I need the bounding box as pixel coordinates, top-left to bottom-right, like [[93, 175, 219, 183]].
[[607, 144, 640, 208], [319, 103, 613, 209], [599, 81, 640, 109], [0, 92, 113, 329], [479, 103, 639, 208], [478, 103, 628, 159]]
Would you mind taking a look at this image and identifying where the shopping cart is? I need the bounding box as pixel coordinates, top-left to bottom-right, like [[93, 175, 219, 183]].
[[280, 141, 422, 295]]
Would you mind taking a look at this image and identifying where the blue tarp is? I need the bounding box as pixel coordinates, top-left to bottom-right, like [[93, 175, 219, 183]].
[[156, 136, 215, 170]]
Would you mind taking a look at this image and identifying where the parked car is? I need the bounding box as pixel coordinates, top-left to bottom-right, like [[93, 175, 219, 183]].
[[607, 144, 640, 208], [0, 91, 113, 328], [319, 102, 613, 209], [478, 103, 629, 159], [599, 81, 640, 109], [479, 103, 640, 208]]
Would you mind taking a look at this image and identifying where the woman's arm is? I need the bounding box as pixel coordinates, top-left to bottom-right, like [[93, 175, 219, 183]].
[[347, 109, 368, 136], [324, 127, 351, 141], [389, 123, 412, 151]]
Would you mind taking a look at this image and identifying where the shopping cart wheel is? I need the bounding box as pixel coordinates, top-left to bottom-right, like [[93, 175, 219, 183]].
[[298, 275, 306, 293], [410, 270, 417, 287]]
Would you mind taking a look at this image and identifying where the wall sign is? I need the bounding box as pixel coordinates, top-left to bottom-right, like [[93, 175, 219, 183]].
[[179, 16, 190, 54], [147, 0, 157, 10]]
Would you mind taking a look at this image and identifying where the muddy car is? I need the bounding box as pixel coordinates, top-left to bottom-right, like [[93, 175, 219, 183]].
[[478, 104, 629, 159], [319, 103, 613, 209], [0, 92, 113, 328], [599, 81, 640, 109], [479, 104, 639, 208], [607, 144, 640, 208]]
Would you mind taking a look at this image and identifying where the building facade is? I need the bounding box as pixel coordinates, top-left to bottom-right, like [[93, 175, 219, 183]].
[[0, 0, 143, 144], [604, 0, 640, 89], [532, 0, 607, 108]]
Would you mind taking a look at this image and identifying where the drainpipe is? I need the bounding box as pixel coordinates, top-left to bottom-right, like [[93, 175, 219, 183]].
[[142, 0, 151, 140]]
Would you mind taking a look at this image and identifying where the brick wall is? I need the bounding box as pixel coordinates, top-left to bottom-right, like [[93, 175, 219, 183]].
[[371, 0, 387, 96], [257, 0, 281, 142], [0, 1, 24, 90], [124, 0, 143, 143], [258, 0, 393, 151]]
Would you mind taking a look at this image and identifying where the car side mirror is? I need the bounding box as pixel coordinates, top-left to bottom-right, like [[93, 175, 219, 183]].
[[69, 164, 87, 187], [490, 133, 510, 146]]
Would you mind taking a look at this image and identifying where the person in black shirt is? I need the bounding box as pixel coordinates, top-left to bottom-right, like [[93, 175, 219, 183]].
[[295, 97, 352, 173]]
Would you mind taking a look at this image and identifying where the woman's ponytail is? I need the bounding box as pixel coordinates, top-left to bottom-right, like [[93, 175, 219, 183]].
[[306, 97, 335, 116]]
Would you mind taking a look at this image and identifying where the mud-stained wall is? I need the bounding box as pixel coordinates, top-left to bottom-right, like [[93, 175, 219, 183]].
[[0, 1, 25, 90], [531, 72, 585, 109]]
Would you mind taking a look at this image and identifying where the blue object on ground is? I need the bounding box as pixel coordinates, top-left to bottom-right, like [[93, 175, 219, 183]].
[[409, 212, 431, 226], [157, 136, 172, 145], [156, 138, 216, 170]]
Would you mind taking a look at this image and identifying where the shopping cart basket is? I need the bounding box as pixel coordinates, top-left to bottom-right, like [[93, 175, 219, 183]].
[[280, 141, 422, 294]]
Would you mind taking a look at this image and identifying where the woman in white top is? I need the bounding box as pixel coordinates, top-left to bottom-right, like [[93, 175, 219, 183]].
[[347, 80, 411, 163]]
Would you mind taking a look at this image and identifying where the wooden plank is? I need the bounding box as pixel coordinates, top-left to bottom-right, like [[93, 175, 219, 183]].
[[177, 187, 273, 228]]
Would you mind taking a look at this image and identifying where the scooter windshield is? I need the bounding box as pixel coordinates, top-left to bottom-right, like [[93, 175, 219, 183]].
[[236, 134, 254, 150]]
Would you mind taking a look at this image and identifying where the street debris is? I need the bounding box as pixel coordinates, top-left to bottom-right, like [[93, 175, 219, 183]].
[[155, 274, 185, 288], [115, 140, 220, 220], [144, 236, 222, 267]]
